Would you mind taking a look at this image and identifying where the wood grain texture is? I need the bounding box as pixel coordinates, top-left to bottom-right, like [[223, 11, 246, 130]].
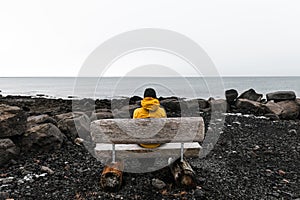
[[91, 117, 205, 144]]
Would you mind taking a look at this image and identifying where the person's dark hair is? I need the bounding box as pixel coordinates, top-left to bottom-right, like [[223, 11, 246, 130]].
[[144, 88, 157, 98]]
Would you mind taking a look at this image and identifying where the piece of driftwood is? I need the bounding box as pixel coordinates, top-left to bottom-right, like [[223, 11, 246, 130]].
[[100, 161, 124, 192], [169, 158, 197, 189], [91, 117, 204, 144]]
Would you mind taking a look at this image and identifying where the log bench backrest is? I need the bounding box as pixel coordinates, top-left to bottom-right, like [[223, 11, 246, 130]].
[[91, 117, 204, 144]]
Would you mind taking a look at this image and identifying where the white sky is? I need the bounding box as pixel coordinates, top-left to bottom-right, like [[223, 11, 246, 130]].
[[0, 0, 299, 77]]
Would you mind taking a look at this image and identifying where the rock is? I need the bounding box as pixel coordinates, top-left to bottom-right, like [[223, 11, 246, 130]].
[[41, 166, 54, 175], [194, 189, 206, 199], [0, 104, 27, 138], [151, 178, 166, 190], [0, 192, 9, 199], [74, 137, 84, 145], [197, 99, 209, 110], [56, 112, 90, 141], [21, 123, 64, 151], [90, 109, 113, 121], [277, 100, 299, 120], [238, 88, 263, 102], [184, 99, 209, 110], [225, 89, 238, 105], [288, 129, 297, 134], [180, 99, 209, 116], [282, 179, 290, 184], [264, 101, 300, 120], [160, 99, 181, 113], [264, 113, 280, 120], [264, 102, 283, 116], [253, 145, 260, 151], [95, 99, 111, 109], [266, 91, 296, 102], [158, 96, 179, 101], [111, 98, 131, 111], [0, 176, 14, 184], [73, 98, 95, 115], [129, 96, 142, 104], [235, 99, 267, 115], [208, 99, 228, 112], [197, 177, 206, 185], [67, 95, 78, 99], [27, 114, 58, 127], [296, 98, 300, 106], [278, 169, 286, 176], [0, 139, 19, 166], [271, 192, 280, 198], [113, 105, 140, 118]]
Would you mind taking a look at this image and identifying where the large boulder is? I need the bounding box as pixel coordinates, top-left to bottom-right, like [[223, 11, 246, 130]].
[[111, 98, 131, 110], [209, 98, 228, 113], [27, 114, 57, 128], [95, 99, 111, 110], [0, 139, 19, 166], [113, 104, 140, 118], [238, 89, 263, 102], [182, 99, 209, 111], [21, 123, 64, 151], [264, 102, 283, 116], [72, 98, 95, 116], [90, 109, 113, 121], [159, 98, 181, 117], [266, 91, 296, 102], [197, 99, 209, 110], [264, 100, 299, 120], [129, 96, 143, 105], [225, 89, 238, 105], [0, 104, 27, 138], [277, 100, 299, 120], [235, 99, 267, 115], [178, 99, 209, 117], [56, 112, 90, 141]]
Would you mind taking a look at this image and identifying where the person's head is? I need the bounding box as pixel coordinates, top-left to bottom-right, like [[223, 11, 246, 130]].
[[144, 88, 157, 99]]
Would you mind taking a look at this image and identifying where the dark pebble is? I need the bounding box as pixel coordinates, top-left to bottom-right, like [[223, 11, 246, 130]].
[[194, 189, 206, 199], [0, 192, 9, 199]]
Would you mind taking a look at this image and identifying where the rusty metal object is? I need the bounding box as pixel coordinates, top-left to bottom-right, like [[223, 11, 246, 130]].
[[100, 161, 124, 192], [169, 158, 197, 189]]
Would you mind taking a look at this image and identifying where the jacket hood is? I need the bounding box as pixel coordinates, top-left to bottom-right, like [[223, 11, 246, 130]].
[[141, 97, 160, 111]]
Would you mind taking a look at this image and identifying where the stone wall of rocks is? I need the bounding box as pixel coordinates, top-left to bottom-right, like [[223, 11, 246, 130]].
[[225, 89, 300, 120], [1, 89, 299, 167]]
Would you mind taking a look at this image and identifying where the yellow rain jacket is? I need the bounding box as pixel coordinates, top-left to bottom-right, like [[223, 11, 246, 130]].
[[133, 97, 167, 148]]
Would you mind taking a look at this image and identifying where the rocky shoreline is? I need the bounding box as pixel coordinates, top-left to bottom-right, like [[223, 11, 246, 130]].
[[0, 88, 300, 199]]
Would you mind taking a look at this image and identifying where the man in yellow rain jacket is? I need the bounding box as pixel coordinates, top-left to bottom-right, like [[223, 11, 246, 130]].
[[133, 88, 167, 148]]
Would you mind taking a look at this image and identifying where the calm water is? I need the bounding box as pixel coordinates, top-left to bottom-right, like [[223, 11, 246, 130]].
[[0, 77, 299, 99]]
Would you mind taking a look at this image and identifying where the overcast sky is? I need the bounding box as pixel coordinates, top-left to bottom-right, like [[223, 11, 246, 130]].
[[0, 0, 299, 77]]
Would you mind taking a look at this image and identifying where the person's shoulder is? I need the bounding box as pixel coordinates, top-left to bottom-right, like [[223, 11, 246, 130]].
[[133, 107, 143, 114], [157, 106, 167, 116], [133, 107, 143, 118], [158, 106, 165, 111], [134, 107, 143, 111]]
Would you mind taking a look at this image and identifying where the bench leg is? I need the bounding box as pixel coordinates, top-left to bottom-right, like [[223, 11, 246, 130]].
[[100, 161, 124, 192], [169, 158, 197, 189]]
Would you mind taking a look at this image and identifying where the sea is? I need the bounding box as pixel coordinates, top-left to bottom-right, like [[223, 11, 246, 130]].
[[0, 77, 299, 100]]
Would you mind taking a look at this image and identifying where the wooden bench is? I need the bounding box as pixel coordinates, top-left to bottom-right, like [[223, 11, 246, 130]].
[[90, 117, 205, 162]]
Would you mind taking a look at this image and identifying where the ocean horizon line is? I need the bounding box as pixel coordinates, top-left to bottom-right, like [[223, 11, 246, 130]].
[[1, 75, 300, 78]]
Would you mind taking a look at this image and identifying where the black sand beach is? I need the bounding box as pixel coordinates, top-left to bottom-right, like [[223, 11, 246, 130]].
[[1, 91, 300, 199]]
